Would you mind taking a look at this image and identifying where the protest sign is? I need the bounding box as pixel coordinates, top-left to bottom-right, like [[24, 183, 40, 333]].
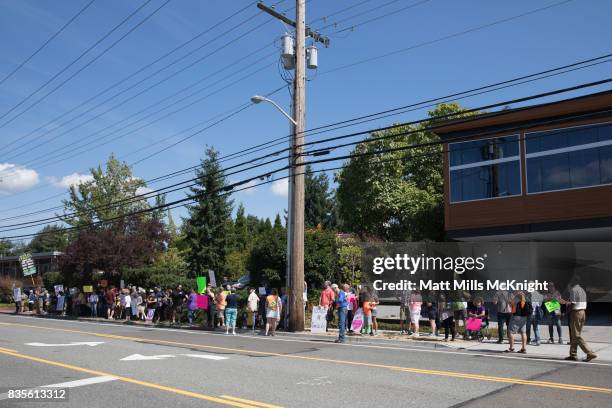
[[351, 308, 364, 332], [544, 299, 561, 313], [19, 253, 36, 277], [146, 309, 155, 322], [56, 296, 65, 312], [83, 285, 93, 293], [54, 284, 63, 294], [466, 318, 482, 331], [196, 276, 207, 294], [258, 287, 267, 296], [208, 270, 216, 287], [196, 294, 208, 310], [13, 287, 21, 301], [311, 306, 327, 334]]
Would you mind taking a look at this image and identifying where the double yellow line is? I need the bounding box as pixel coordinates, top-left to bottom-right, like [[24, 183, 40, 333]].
[[0, 321, 611, 395]]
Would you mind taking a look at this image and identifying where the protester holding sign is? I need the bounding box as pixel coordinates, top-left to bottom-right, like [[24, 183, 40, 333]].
[[544, 282, 563, 344]]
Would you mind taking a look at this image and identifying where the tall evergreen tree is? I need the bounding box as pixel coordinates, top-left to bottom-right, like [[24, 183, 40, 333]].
[[305, 165, 335, 229], [183, 147, 233, 275], [233, 203, 250, 251]]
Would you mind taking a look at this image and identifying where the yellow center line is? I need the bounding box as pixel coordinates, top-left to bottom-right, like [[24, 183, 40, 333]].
[[1, 321, 611, 394], [0, 348, 266, 408], [220, 395, 283, 408], [0, 346, 17, 353]]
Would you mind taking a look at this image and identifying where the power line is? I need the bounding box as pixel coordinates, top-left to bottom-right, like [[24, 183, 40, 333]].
[[3, 106, 609, 240], [0, 0, 97, 86], [321, 0, 575, 75], [1, 55, 608, 211], [1, 6, 278, 162], [0, 0, 261, 154], [2, 81, 610, 232], [0, 0, 160, 127]]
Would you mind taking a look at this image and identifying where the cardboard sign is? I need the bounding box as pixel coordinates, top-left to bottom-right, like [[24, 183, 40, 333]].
[[351, 308, 364, 332], [208, 270, 216, 288], [196, 294, 208, 310], [311, 306, 327, 334], [54, 284, 64, 294], [544, 299, 561, 313], [13, 287, 21, 301], [196, 276, 207, 294], [83, 285, 93, 293]]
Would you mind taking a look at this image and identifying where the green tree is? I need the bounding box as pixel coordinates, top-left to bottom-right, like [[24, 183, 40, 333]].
[[233, 204, 250, 251], [28, 224, 68, 253], [183, 147, 233, 275], [336, 236, 362, 285], [336, 103, 476, 241], [61, 154, 164, 231], [305, 165, 336, 229]]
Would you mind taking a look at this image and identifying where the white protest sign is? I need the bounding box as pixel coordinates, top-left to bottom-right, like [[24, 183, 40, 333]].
[[54, 284, 63, 294], [258, 287, 267, 296], [208, 270, 217, 288], [351, 308, 364, 332], [311, 306, 327, 334], [13, 287, 21, 301]]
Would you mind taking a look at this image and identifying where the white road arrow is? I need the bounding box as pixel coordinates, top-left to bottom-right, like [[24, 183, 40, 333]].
[[25, 342, 104, 347], [182, 354, 228, 361], [120, 354, 175, 361]]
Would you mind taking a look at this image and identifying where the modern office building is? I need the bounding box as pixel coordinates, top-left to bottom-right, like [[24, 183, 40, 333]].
[[435, 90, 612, 241]]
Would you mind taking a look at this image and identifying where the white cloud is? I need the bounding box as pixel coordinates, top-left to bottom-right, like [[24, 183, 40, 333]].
[[47, 173, 93, 189], [0, 163, 39, 194], [270, 178, 288, 197]]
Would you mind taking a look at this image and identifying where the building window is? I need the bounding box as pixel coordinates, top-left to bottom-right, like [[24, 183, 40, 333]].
[[449, 135, 521, 203], [526, 122, 612, 193]]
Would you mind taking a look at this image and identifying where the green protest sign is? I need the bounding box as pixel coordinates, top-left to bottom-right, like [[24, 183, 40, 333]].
[[19, 253, 36, 277], [544, 299, 561, 313], [196, 276, 207, 294]]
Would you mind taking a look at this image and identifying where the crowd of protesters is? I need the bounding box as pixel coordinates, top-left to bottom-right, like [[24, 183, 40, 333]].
[[319, 277, 597, 361], [10, 276, 596, 361]]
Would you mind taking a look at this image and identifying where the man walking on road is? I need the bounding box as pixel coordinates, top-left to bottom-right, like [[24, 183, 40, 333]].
[[564, 277, 597, 362], [334, 284, 349, 343]]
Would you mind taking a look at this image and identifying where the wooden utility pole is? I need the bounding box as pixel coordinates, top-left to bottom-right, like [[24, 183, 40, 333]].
[[289, 0, 306, 332], [257, 1, 329, 332]]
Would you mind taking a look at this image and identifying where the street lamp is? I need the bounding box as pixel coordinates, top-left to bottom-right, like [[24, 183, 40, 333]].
[[251, 94, 296, 329], [250, 95, 297, 125]]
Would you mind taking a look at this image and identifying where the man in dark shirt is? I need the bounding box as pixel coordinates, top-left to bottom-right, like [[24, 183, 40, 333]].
[[171, 285, 186, 324]]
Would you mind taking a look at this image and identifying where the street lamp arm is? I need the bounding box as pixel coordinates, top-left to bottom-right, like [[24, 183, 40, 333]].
[[251, 95, 297, 126]]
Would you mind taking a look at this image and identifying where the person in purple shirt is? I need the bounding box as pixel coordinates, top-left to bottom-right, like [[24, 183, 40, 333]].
[[187, 289, 198, 326]]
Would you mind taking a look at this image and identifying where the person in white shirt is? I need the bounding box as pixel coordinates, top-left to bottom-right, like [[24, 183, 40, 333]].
[[247, 288, 259, 332], [564, 277, 596, 362]]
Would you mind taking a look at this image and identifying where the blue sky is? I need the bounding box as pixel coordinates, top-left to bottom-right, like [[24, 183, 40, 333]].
[[0, 0, 611, 241]]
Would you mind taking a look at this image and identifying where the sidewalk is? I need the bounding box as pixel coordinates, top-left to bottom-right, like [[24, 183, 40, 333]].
[[2, 308, 611, 362]]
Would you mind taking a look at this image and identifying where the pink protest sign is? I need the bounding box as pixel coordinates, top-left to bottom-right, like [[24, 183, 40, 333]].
[[466, 318, 482, 331], [351, 308, 364, 332], [196, 294, 208, 310]]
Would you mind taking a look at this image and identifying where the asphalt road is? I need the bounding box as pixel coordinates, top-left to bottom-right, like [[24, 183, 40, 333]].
[[0, 314, 611, 408]]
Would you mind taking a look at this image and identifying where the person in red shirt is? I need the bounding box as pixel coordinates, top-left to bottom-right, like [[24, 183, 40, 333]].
[[319, 281, 335, 332]]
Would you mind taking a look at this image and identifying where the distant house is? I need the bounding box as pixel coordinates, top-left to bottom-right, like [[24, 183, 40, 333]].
[[434, 90, 612, 241], [0, 251, 63, 278]]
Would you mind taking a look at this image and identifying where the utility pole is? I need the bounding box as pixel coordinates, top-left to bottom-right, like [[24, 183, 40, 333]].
[[290, 0, 306, 332], [258, 1, 329, 332]]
